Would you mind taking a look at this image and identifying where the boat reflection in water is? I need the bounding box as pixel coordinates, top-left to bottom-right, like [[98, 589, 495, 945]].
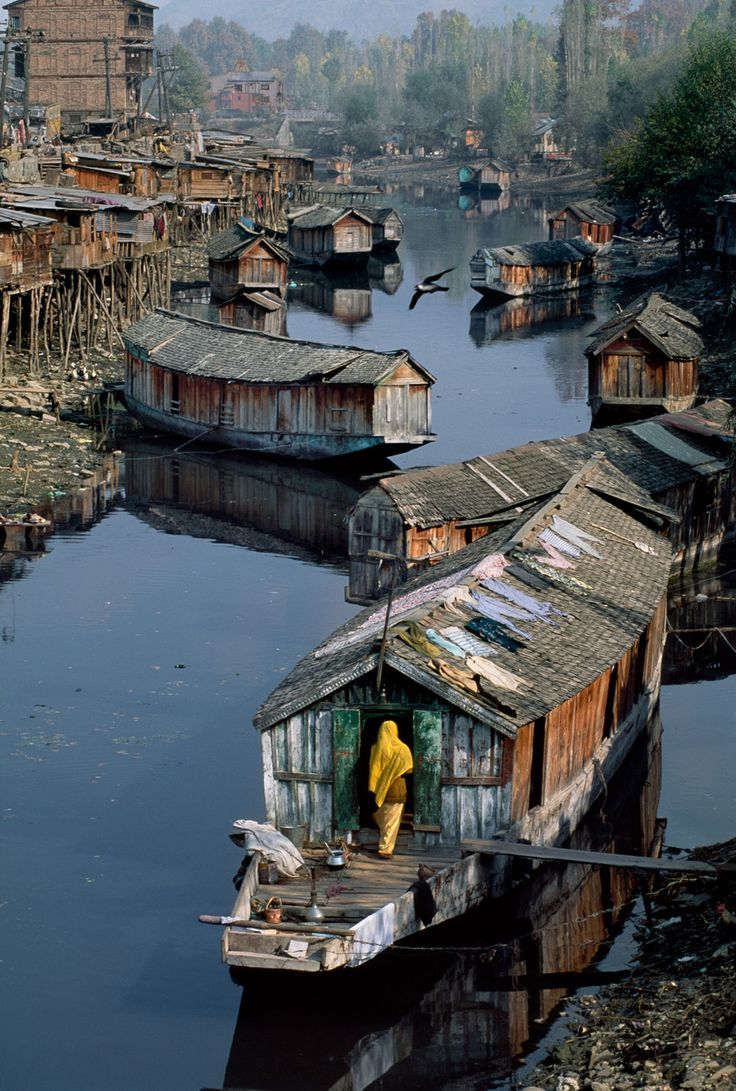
[[291, 268, 373, 327], [664, 552, 736, 684], [469, 292, 596, 346], [208, 714, 662, 1091], [457, 190, 512, 218], [368, 253, 403, 296], [123, 438, 375, 567]]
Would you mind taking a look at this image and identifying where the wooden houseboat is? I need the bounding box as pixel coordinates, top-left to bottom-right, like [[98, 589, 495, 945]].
[[366, 207, 404, 252], [346, 400, 734, 601], [122, 309, 436, 461], [587, 293, 702, 423], [215, 457, 671, 973], [457, 158, 512, 192], [470, 238, 597, 299], [207, 221, 289, 301], [548, 201, 616, 254], [215, 290, 287, 337], [287, 205, 373, 267]]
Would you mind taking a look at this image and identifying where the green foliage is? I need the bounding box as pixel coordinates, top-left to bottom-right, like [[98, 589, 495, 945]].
[[604, 31, 736, 228], [167, 43, 209, 113]]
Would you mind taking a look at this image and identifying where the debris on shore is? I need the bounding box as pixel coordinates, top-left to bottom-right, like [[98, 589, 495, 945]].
[[521, 839, 736, 1091]]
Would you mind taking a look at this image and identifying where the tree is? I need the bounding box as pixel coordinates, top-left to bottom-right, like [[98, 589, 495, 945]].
[[167, 43, 208, 113], [604, 31, 736, 266]]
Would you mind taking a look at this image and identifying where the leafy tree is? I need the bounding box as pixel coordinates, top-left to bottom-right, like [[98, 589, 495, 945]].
[[167, 43, 209, 113], [604, 31, 736, 266]]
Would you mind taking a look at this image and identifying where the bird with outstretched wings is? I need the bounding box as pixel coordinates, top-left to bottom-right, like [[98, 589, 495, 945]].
[[409, 266, 455, 309]]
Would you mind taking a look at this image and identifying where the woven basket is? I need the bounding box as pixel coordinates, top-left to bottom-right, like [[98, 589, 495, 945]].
[[263, 896, 282, 924]]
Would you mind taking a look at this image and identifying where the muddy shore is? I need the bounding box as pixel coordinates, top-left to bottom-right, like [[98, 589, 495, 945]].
[[521, 839, 736, 1091]]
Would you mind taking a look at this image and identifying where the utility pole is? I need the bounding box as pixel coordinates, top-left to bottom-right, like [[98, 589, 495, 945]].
[[0, 28, 11, 147], [103, 36, 112, 117]]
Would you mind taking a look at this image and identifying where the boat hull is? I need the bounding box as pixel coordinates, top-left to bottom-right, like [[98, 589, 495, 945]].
[[124, 396, 436, 461], [471, 272, 596, 299]]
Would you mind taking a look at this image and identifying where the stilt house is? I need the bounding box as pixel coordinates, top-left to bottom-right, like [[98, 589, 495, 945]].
[[254, 458, 670, 850], [0, 206, 54, 288], [587, 293, 701, 421], [207, 221, 289, 300]]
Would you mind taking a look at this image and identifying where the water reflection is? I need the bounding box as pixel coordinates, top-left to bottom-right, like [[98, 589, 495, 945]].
[[211, 715, 661, 1091], [123, 437, 371, 566], [664, 557, 736, 684], [458, 189, 512, 218], [368, 253, 403, 295], [469, 292, 597, 346], [290, 268, 373, 327]]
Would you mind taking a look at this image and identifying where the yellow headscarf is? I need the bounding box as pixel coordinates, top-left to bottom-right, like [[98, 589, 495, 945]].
[[368, 720, 413, 807]]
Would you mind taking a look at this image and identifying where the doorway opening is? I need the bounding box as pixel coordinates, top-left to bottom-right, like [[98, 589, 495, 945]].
[[357, 712, 414, 833]]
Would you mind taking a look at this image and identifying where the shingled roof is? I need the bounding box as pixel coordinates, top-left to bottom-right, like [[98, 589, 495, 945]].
[[552, 201, 616, 226], [587, 292, 703, 360], [480, 238, 597, 267], [206, 222, 289, 263], [287, 205, 373, 230], [254, 457, 671, 735], [357, 401, 732, 529], [123, 310, 435, 386]]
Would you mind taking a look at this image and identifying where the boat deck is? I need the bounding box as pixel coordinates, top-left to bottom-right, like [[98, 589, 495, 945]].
[[258, 844, 461, 922], [215, 842, 489, 974]]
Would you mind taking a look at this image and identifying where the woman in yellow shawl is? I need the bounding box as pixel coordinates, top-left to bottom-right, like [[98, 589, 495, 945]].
[[368, 720, 413, 859]]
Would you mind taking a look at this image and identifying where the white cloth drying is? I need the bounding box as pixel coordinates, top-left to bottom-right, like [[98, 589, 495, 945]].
[[231, 819, 305, 877]]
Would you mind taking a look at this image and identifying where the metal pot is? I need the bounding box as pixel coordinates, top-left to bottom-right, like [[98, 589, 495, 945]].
[[324, 843, 346, 870]]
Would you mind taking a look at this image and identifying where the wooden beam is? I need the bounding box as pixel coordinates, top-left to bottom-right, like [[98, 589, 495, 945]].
[[461, 839, 719, 875]]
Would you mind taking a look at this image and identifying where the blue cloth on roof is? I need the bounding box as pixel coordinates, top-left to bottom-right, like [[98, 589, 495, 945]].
[[466, 616, 526, 652], [425, 628, 466, 659], [469, 592, 534, 640]]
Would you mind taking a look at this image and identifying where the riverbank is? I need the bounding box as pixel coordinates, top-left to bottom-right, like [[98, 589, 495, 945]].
[[353, 153, 599, 195], [521, 838, 736, 1091]]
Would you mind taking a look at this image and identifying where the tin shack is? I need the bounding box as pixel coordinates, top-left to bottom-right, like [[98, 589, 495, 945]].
[[548, 201, 616, 254], [123, 309, 436, 460], [470, 238, 597, 299], [287, 205, 373, 267], [587, 293, 701, 423]]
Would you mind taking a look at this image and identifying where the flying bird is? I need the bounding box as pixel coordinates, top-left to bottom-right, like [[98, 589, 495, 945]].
[[409, 267, 455, 310]]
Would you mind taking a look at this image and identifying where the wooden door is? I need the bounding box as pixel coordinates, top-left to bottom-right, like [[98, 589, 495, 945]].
[[412, 709, 442, 832], [333, 709, 361, 830]]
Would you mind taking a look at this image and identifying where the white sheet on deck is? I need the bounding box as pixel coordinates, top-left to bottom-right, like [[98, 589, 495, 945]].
[[349, 902, 396, 967], [230, 819, 305, 877]]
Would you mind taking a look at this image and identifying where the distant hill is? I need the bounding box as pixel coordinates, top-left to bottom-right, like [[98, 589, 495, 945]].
[[156, 0, 558, 38]]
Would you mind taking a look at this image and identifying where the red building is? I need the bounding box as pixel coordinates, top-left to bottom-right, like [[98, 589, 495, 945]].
[[208, 71, 283, 115]]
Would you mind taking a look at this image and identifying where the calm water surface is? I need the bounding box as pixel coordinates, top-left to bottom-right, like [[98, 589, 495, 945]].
[[2, 188, 735, 1090]]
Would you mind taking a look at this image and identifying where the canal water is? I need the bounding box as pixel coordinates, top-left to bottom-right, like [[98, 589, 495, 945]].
[[2, 187, 734, 1091]]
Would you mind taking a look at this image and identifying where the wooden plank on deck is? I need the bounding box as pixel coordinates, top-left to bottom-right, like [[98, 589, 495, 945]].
[[461, 839, 719, 875]]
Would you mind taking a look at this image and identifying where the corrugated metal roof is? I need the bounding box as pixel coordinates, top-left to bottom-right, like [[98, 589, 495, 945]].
[[625, 419, 724, 471], [254, 462, 671, 733], [124, 309, 435, 386], [587, 293, 703, 360], [0, 206, 56, 228]]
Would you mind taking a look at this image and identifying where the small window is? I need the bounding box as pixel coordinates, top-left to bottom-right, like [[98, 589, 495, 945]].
[[9, 15, 20, 29]]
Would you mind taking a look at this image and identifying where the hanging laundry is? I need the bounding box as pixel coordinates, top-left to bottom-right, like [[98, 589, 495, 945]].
[[466, 616, 526, 653], [551, 516, 602, 559], [391, 622, 444, 658], [427, 658, 479, 694], [425, 628, 466, 658], [513, 552, 593, 594], [466, 655, 525, 692], [470, 553, 509, 580], [438, 585, 474, 609], [537, 540, 577, 569], [440, 625, 498, 657], [469, 592, 534, 640], [539, 527, 581, 558], [481, 578, 565, 623], [476, 680, 517, 718]]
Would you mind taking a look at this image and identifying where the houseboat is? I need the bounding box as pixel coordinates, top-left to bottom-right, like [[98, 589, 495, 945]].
[[213, 456, 671, 973], [122, 309, 436, 460], [287, 205, 373, 267], [207, 220, 290, 301], [470, 238, 597, 299], [326, 155, 353, 176], [548, 201, 616, 254], [366, 208, 404, 252], [346, 400, 734, 601], [587, 293, 702, 423], [457, 158, 512, 192]]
